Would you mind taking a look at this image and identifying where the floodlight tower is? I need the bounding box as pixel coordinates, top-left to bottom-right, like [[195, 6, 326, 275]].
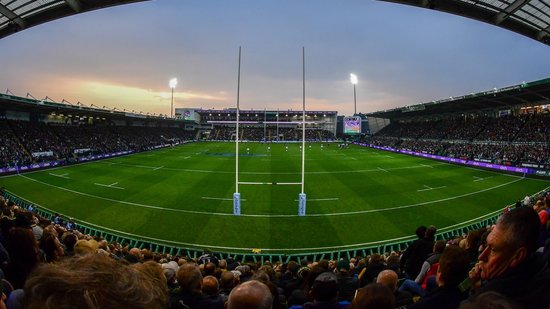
[[169, 78, 178, 118], [350, 73, 358, 115]]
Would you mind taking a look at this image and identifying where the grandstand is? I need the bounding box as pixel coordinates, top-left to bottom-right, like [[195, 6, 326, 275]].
[[176, 108, 337, 142], [365, 78, 550, 175]]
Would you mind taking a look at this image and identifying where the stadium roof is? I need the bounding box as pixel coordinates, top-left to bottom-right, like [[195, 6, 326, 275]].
[[0, 0, 147, 39], [2, 0, 549, 45], [366, 78, 550, 120], [0, 92, 178, 122], [379, 0, 550, 46]]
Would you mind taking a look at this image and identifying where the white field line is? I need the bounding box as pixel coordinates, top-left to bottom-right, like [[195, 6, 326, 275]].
[[5, 190, 510, 252], [181, 156, 191, 159], [378, 167, 389, 173], [417, 185, 447, 192], [238, 182, 302, 185], [153, 166, 164, 171], [26, 159, 534, 179], [202, 196, 247, 201], [350, 157, 358, 160], [135, 165, 156, 169], [94, 182, 125, 190], [421, 164, 434, 168], [17, 174, 525, 218], [293, 198, 339, 202], [474, 176, 493, 182], [49, 173, 70, 179]]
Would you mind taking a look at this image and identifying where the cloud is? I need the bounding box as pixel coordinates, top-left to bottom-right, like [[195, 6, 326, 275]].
[[75, 81, 229, 114]]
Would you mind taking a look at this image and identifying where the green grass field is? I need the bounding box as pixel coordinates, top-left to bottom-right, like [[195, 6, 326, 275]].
[[1, 142, 548, 254]]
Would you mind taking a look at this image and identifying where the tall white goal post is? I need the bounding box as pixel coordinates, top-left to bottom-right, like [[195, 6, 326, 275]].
[[233, 47, 309, 216], [233, 46, 242, 215]]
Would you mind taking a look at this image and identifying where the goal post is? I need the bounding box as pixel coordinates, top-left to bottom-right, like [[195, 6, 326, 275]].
[[298, 46, 307, 216], [233, 46, 308, 216]]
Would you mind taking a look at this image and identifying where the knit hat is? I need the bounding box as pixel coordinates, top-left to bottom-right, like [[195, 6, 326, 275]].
[[336, 259, 350, 272]]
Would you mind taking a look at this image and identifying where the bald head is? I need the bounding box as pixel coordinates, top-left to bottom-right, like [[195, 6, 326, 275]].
[[202, 275, 219, 295], [129, 248, 142, 259], [376, 269, 399, 292], [227, 280, 273, 309]]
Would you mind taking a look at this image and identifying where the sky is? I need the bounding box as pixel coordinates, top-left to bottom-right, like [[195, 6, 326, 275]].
[[1, 0, 550, 116]]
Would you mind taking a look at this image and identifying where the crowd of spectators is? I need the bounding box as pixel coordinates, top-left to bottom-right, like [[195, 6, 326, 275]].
[[210, 126, 235, 140], [0, 121, 334, 161], [0, 119, 195, 169], [208, 126, 336, 142], [0, 188, 548, 308], [368, 113, 550, 168], [0, 121, 31, 168], [376, 113, 549, 143]]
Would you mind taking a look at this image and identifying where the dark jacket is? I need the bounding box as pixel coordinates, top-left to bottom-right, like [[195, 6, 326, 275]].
[[469, 253, 550, 309], [401, 238, 434, 279], [300, 300, 350, 309], [169, 290, 224, 309], [336, 273, 358, 302], [409, 285, 467, 309]]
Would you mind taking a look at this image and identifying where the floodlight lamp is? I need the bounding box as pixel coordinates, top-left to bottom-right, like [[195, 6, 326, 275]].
[[350, 73, 358, 85], [169, 78, 178, 89]]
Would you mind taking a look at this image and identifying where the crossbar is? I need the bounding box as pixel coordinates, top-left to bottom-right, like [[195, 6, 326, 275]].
[[238, 181, 302, 185]]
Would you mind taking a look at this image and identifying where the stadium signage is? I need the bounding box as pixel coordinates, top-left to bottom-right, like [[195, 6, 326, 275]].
[[522, 163, 543, 168], [535, 170, 550, 177], [0, 161, 62, 175], [31, 151, 54, 158], [74, 148, 92, 154], [77, 151, 133, 162], [0, 150, 135, 175], [358, 143, 532, 175], [401, 105, 426, 113]]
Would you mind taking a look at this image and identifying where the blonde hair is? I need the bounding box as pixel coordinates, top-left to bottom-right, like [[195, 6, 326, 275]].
[[24, 254, 168, 309]]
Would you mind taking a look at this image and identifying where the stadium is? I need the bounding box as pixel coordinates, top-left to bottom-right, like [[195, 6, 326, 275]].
[[1, 0, 550, 308]]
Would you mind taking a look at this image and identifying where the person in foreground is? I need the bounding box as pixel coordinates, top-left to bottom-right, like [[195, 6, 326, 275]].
[[467, 206, 550, 308], [23, 254, 168, 309], [409, 245, 470, 309]]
